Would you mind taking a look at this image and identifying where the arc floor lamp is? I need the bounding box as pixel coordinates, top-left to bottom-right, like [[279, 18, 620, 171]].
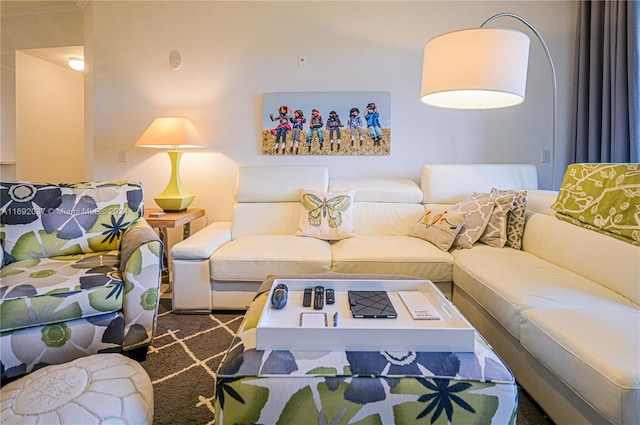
[[421, 12, 558, 188]]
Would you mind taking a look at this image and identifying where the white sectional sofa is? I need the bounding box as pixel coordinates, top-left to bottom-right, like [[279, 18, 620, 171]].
[[171, 163, 639, 424], [423, 164, 639, 425], [171, 165, 459, 310]]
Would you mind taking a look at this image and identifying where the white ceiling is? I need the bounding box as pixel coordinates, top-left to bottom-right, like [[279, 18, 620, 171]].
[[21, 46, 84, 70]]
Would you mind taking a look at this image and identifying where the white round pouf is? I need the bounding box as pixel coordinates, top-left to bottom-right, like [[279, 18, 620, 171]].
[[1, 353, 153, 425]]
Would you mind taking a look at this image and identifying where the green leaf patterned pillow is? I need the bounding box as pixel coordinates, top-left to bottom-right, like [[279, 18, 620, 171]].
[[552, 164, 640, 245]]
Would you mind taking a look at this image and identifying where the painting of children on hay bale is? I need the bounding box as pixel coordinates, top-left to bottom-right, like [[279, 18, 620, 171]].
[[262, 92, 391, 156]]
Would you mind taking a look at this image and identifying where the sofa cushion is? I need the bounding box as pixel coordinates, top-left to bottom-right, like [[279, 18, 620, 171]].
[[521, 309, 640, 424], [452, 244, 638, 339], [421, 164, 538, 204], [296, 189, 355, 240], [450, 197, 495, 249], [491, 188, 527, 249], [210, 235, 331, 281], [0, 312, 125, 381], [234, 165, 328, 202], [329, 178, 423, 203], [525, 190, 557, 216], [353, 202, 425, 236], [331, 235, 454, 282], [472, 192, 516, 248], [232, 203, 300, 238], [0, 252, 124, 332], [523, 212, 640, 305], [410, 210, 465, 251]]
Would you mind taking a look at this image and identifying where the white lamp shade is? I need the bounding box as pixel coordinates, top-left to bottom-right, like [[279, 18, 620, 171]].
[[135, 117, 204, 149], [421, 28, 530, 109]]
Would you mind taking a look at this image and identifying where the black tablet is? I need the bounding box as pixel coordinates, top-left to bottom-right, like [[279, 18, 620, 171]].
[[348, 290, 397, 319]]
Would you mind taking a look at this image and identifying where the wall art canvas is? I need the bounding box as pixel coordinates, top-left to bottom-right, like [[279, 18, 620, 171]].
[[262, 91, 391, 156]]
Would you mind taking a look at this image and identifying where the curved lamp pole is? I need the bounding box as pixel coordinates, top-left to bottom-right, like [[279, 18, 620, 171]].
[[482, 13, 558, 189], [421, 13, 559, 189]]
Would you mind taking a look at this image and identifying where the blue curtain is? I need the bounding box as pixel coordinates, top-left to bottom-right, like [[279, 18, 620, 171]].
[[573, 0, 639, 163]]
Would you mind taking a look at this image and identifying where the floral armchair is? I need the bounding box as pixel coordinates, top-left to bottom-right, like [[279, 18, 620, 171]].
[[0, 181, 162, 382]]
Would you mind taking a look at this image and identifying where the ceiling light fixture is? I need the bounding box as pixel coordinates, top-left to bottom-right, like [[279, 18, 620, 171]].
[[68, 57, 85, 71]]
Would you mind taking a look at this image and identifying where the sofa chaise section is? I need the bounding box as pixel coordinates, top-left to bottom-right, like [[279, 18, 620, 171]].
[[419, 164, 639, 424]]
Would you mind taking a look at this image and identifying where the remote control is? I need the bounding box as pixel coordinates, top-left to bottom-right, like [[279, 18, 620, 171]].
[[303, 288, 312, 307], [325, 289, 335, 305], [313, 286, 324, 310], [398, 291, 441, 320]]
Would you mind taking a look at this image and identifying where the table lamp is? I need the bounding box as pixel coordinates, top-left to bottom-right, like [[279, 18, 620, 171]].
[[135, 117, 204, 211], [421, 13, 558, 188]]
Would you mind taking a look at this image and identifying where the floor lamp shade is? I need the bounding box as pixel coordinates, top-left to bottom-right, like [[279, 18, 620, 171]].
[[135, 117, 204, 211], [421, 28, 530, 109]]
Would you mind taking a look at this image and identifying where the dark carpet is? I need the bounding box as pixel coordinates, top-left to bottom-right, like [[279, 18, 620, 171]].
[[143, 298, 554, 425]]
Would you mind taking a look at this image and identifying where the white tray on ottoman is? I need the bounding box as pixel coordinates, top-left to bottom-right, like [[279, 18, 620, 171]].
[[257, 278, 475, 352]]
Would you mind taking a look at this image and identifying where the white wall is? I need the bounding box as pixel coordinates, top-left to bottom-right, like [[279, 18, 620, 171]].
[[16, 51, 84, 181], [90, 1, 577, 224], [0, 0, 577, 222]]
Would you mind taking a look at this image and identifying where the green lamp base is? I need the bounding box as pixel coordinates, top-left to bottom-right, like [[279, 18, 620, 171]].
[[154, 195, 195, 212], [155, 150, 196, 212]]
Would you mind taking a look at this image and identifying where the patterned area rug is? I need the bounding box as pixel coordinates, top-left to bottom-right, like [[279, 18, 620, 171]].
[[144, 298, 553, 425], [142, 299, 243, 425]]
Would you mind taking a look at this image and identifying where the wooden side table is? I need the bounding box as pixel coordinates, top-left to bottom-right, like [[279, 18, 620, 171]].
[[144, 207, 205, 291]]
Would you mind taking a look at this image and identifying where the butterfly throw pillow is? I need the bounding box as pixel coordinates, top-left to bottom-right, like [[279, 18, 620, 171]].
[[296, 189, 355, 240], [411, 210, 466, 251]]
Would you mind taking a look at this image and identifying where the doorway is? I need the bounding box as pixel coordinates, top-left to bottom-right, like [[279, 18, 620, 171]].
[[15, 46, 84, 181]]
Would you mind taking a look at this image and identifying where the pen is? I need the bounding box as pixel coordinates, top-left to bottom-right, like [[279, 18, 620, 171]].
[[333, 312, 338, 327]]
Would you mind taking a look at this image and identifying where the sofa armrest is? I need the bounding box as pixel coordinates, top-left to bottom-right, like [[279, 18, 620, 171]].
[[120, 218, 163, 350], [171, 221, 232, 260]]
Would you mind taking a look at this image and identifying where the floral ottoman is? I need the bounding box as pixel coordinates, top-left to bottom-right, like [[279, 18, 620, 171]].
[[215, 288, 518, 424]]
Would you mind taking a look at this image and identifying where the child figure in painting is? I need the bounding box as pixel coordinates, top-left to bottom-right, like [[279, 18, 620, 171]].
[[289, 109, 306, 154], [347, 107, 365, 146], [306, 108, 324, 151], [365, 102, 383, 146], [325, 111, 344, 151], [269, 106, 292, 154]]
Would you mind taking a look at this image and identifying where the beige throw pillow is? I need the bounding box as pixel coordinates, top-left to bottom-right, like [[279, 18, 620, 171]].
[[296, 189, 355, 240], [411, 210, 466, 251], [473, 192, 516, 248], [491, 188, 528, 249], [450, 197, 496, 249]]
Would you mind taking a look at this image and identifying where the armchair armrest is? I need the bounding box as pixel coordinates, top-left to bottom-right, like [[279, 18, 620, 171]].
[[120, 218, 163, 350], [171, 221, 231, 260]]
